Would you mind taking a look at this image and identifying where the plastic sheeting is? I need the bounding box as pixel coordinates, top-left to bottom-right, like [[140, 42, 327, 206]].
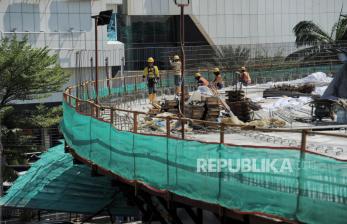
[[61, 102, 347, 224], [323, 63, 347, 99], [0, 143, 137, 216]]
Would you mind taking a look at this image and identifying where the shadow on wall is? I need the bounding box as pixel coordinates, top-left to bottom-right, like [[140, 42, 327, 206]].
[[49, 0, 92, 49], [49, 0, 92, 32], [3, 3, 40, 43]]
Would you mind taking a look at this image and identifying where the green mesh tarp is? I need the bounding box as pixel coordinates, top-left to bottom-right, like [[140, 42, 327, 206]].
[[0, 143, 137, 216], [81, 64, 342, 101], [61, 102, 347, 224]]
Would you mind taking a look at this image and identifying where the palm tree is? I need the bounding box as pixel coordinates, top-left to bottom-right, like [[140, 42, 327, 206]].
[[286, 16, 347, 62]]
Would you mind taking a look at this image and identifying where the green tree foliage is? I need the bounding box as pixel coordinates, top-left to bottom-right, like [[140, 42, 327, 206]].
[[0, 36, 69, 106], [287, 17, 347, 62], [220, 46, 251, 71], [0, 36, 68, 183]]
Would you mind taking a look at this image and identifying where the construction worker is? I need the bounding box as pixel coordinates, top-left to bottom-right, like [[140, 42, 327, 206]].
[[194, 73, 209, 87], [143, 57, 160, 103], [169, 55, 182, 95], [239, 66, 251, 86], [212, 67, 224, 89]]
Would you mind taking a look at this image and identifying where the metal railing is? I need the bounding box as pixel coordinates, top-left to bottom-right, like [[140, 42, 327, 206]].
[[64, 75, 347, 161]]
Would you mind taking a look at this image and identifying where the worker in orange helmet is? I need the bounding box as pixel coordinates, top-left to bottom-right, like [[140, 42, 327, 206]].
[[194, 73, 209, 87], [143, 57, 160, 103], [239, 66, 251, 86]]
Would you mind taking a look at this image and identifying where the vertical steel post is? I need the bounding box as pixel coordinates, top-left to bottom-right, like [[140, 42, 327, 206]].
[[220, 123, 225, 144], [295, 130, 307, 215], [133, 112, 138, 133], [181, 119, 185, 140], [180, 5, 185, 115], [110, 108, 114, 125], [166, 117, 171, 137], [106, 57, 110, 95], [94, 18, 99, 103]]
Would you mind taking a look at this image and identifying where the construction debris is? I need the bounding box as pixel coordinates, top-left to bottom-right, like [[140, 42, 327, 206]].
[[263, 84, 315, 98], [221, 117, 286, 128], [162, 99, 179, 114], [184, 104, 205, 120], [226, 90, 255, 122], [204, 97, 221, 122]]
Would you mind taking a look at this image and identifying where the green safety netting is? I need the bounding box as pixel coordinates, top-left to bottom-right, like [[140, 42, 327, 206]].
[[0, 142, 137, 216], [80, 64, 342, 101], [61, 102, 347, 224]]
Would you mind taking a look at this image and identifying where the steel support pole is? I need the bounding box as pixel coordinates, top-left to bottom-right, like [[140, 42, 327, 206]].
[[180, 6, 185, 116], [94, 18, 99, 103]]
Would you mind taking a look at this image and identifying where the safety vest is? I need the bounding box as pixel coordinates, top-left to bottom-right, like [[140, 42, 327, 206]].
[[143, 66, 159, 79]]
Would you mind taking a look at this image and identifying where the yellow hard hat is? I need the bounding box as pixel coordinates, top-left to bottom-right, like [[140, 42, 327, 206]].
[[173, 55, 180, 60], [213, 67, 220, 73], [194, 73, 201, 78], [241, 66, 246, 71], [147, 57, 154, 63]]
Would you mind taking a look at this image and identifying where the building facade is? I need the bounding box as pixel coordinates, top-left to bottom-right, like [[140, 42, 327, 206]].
[[125, 0, 347, 45], [1, 0, 346, 102]]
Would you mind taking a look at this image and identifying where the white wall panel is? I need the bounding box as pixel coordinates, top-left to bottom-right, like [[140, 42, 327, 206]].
[[327, 0, 336, 13], [233, 14, 242, 35], [10, 13, 23, 31], [288, 0, 296, 14], [68, 1, 80, 14], [160, 0, 168, 14], [1, 0, 347, 55], [242, 0, 250, 15], [232, 0, 242, 14], [151, 0, 161, 15], [207, 0, 217, 16], [274, 14, 282, 38], [241, 15, 249, 38], [273, 0, 282, 15], [199, 0, 208, 16], [22, 13, 34, 31], [216, 0, 225, 15], [249, 15, 258, 37], [257, 0, 266, 15], [295, 0, 304, 14], [217, 14, 225, 38], [225, 14, 233, 37], [208, 15, 217, 38], [265, 0, 274, 14], [249, 0, 258, 15], [257, 14, 266, 37]]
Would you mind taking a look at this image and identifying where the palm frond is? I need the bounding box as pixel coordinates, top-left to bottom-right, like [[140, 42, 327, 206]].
[[334, 17, 347, 41], [293, 21, 332, 47]]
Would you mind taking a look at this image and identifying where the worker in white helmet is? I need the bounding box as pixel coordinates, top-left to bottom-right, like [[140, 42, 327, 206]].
[[169, 54, 182, 95], [212, 67, 224, 89], [143, 57, 160, 103]]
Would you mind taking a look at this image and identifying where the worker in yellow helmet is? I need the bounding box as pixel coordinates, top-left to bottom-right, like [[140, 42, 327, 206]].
[[194, 73, 209, 87], [169, 54, 182, 95], [143, 57, 160, 103], [239, 66, 251, 86], [212, 67, 224, 89]]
